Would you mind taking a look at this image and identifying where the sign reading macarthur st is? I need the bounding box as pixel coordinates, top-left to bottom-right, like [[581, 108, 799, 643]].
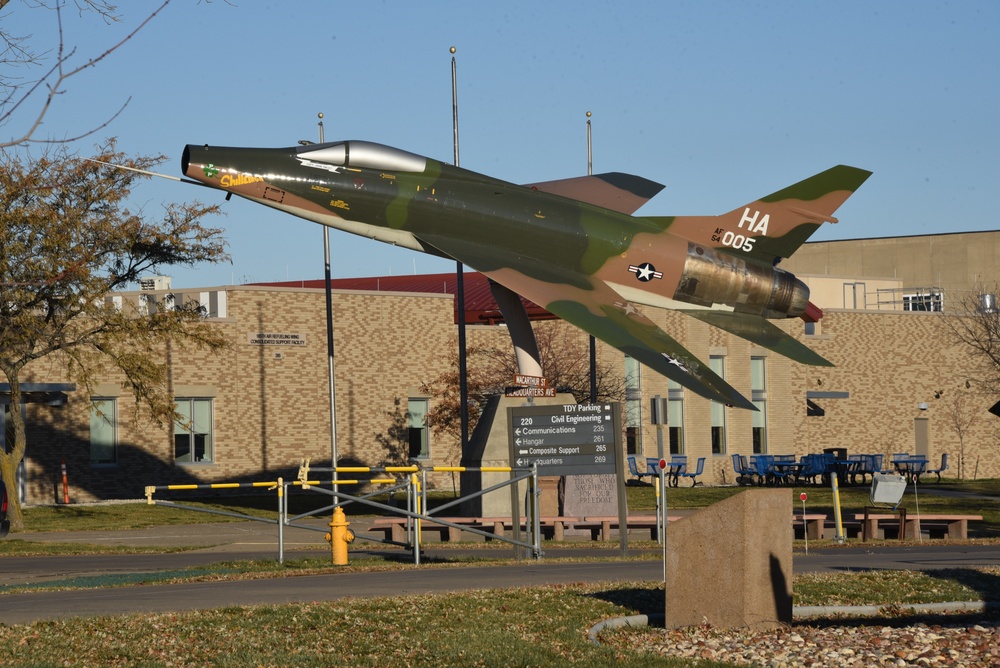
[[506, 403, 620, 476]]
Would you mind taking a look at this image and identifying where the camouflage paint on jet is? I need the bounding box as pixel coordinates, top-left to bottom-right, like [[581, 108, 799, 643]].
[[182, 141, 871, 409]]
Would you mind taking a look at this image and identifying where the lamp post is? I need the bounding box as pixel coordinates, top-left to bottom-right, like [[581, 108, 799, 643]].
[[318, 113, 339, 489], [587, 111, 597, 403], [451, 46, 469, 452]]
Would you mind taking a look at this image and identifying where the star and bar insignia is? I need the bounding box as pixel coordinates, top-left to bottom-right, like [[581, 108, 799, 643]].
[[628, 262, 662, 282]]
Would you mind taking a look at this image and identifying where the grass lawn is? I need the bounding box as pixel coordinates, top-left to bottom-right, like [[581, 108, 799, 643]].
[[0, 569, 998, 667], [6, 477, 997, 542], [1, 482, 999, 667]]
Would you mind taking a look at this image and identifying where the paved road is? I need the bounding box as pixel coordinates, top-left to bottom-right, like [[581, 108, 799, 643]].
[[2, 519, 1000, 625]]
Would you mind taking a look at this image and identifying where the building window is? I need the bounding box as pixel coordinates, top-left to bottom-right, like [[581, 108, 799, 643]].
[[668, 379, 684, 455], [174, 398, 214, 463], [90, 398, 117, 465], [624, 356, 642, 454], [751, 356, 767, 453], [709, 356, 726, 454], [407, 398, 429, 459], [903, 291, 943, 312]]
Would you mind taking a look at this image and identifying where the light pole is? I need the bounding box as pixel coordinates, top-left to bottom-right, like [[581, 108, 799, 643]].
[[587, 111, 597, 403], [318, 113, 339, 489], [452, 46, 469, 453]]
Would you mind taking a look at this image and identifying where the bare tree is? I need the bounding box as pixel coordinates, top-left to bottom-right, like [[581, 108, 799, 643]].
[[940, 389, 980, 480], [1, 0, 172, 148], [421, 322, 626, 442], [374, 397, 413, 470], [0, 140, 229, 528], [947, 287, 1000, 394]]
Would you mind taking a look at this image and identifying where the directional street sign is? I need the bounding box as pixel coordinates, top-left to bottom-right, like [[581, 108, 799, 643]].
[[513, 374, 549, 388], [507, 402, 620, 476], [505, 386, 557, 398]]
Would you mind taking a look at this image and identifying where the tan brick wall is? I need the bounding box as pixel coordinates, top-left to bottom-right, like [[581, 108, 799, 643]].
[[13, 287, 998, 505], [17, 287, 460, 503]]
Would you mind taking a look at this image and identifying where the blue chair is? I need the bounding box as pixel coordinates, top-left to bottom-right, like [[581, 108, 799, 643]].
[[680, 457, 706, 486], [870, 454, 884, 476], [646, 457, 661, 478], [850, 454, 880, 485], [731, 454, 751, 485], [627, 455, 651, 484], [924, 453, 949, 483], [750, 454, 776, 486], [797, 454, 826, 485]]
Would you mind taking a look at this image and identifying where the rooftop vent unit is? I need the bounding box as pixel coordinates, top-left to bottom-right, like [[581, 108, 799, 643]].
[[140, 276, 172, 291]]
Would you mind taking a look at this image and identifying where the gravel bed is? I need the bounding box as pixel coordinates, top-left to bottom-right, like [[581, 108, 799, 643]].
[[605, 617, 1000, 666]]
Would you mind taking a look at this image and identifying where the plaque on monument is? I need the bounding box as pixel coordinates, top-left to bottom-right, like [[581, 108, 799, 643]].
[[563, 473, 619, 518]]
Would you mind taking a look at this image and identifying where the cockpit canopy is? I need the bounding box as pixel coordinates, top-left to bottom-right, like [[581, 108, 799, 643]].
[[296, 141, 427, 173]]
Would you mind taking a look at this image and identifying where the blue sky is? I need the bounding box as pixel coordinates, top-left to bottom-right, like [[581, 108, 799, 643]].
[[9, 1, 1000, 288]]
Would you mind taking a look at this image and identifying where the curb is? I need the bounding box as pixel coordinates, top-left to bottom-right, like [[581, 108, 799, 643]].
[[589, 601, 994, 645]]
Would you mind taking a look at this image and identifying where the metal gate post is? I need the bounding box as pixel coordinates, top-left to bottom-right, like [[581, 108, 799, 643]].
[[277, 477, 285, 564], [660, 466, 668, 583], [531, 463, 541, 558], [421, 468, 429, 544], [412, 473, 422, 566], [405, 474, 413, 547]]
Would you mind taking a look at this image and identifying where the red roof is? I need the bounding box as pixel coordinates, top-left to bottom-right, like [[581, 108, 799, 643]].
[[253, 273, 823, 325], [252, 272, 556, 325]]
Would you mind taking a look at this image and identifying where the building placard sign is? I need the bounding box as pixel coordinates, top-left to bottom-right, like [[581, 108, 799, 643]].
[[247, 332, 307, 346], [507, 402, 620, 476]]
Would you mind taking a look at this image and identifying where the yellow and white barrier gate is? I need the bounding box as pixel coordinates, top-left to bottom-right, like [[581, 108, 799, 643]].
[[144, 460, 543, 565]]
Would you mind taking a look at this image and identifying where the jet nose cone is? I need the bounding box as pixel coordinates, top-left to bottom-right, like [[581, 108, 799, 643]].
[[181, 144, 193, 177], [181, 144, 214, 183]]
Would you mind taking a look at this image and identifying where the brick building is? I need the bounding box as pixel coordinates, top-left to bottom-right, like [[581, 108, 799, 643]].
[[6, 231, 999, 505]]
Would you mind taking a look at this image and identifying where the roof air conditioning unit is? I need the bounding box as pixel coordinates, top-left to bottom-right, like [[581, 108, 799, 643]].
[[140, 276, 172, 291]]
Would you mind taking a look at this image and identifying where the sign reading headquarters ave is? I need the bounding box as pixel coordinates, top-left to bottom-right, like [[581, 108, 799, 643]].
[[507, 403, 621, 476]]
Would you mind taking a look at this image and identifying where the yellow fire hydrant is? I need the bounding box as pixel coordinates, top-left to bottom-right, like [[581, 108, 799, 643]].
[[326, 506, 354, 565]]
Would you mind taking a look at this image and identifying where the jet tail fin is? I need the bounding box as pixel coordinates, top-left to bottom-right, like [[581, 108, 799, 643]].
[[644, 165, 871, 265]]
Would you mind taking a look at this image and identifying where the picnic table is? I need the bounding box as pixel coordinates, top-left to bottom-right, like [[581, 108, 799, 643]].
[[648, 456, 686, 487], [892, 455, 928, 482], [772, 460, 804, 483]]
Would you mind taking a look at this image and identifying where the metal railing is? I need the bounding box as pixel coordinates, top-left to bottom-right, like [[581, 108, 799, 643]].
[[144, 461, 543, 564]]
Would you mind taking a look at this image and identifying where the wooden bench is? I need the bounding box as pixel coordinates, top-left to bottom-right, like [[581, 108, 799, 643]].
[[576, 515, 683, 541], [370, 516, 580, 543], [370, 516, 480, 543], [853, 513, 982, 540], [577, 514, 830, 542], [793, 513, 828, 540], [478, 517, 579, 541]]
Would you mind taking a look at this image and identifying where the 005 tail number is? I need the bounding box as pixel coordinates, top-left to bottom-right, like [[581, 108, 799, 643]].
[[721, 230, 755, 252]]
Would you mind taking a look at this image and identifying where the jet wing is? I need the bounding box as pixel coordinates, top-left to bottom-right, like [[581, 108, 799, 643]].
[[678, 310, 833, 367], [416, 233, 755, 409], [523, 173, 665, 215]]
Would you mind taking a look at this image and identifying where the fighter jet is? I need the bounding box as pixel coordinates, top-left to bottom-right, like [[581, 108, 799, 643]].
[[181, 141, 870, 409]]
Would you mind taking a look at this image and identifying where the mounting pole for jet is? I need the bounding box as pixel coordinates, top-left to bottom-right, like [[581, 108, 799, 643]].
[[587, 111, 597, 404], [319, 113, 339, 491], [489, 280, 543, 377], [451, 46, 470, 451]]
